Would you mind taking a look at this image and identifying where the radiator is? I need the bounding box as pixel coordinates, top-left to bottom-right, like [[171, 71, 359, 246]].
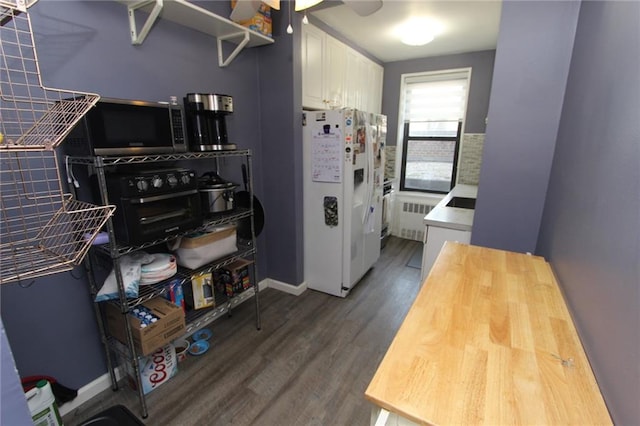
[[391, 196, 439, 242]]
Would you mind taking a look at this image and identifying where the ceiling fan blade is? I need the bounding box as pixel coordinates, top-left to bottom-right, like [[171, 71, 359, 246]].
[[342, 0, 382, 16]]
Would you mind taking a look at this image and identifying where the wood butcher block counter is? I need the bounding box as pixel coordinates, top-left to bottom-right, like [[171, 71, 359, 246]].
[[365, 242, 612, 425]]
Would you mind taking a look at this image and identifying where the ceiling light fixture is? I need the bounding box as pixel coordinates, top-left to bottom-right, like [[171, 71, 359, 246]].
[[261, 0, 280, 8], [395, 17, 444, 47], [282, 0, 322, 34], [287, 0, 293, 34], [259, 0, 322, 12], [295, 0, 323, 12], [402, 32, 434, 47], [234, 0, 317, 34]]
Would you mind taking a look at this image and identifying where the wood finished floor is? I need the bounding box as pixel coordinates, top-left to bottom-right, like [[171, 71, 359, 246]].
[[63, 237, 422, 426]]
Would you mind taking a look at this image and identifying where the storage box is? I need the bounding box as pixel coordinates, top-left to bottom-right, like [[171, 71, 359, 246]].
[[183, 272, 215, 310], [231, 0, 272, 37], [105, 297, 186, 356], [214, 259, 253, 297], [122, 343, 178, 395], [174, 225, 237, 269]]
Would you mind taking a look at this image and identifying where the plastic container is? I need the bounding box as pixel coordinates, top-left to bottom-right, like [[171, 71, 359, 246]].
[[25, 379, 63, 426]]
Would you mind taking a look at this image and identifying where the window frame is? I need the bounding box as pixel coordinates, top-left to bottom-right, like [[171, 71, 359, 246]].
[[399, 120, 462, 194], [395, 68, 471, 195]]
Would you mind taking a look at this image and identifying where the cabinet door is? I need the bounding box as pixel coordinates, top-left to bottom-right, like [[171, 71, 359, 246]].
[[356, 53, 370, 111], [368, 62, 384, 114], [421, 226, 471, 281], [301, 24, 325, 109], [344, 48, 360, 109], [348, 51, 376, 112], [324, 35, 346, 109], [302, 24, 383, 113]]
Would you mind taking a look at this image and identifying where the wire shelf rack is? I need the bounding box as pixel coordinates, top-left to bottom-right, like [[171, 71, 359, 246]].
[[0, 2, 115, 284], [0, 1, 99, 150]]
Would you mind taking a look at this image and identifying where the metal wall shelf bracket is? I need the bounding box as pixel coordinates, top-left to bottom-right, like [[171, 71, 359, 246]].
[[120, 0, 274, 67], [127, 0, 163, 45], [217, 31, 249, 68]]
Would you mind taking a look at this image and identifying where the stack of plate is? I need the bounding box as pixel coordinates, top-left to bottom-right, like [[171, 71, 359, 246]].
[[140, 253, 177, 285]]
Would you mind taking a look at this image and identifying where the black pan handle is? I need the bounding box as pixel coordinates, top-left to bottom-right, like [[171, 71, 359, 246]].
[[241, 163, 249, 191]]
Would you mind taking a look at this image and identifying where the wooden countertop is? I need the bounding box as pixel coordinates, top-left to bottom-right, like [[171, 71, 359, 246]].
[[365, 242, 612, 425]]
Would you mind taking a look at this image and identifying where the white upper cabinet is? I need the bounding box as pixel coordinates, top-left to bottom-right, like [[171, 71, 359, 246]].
[[324, 36, 347, 109], [301, 24, 325, 109], [368, 61, 384, 114], [302, 24, 383, 113], [344, 48, 361, 110]]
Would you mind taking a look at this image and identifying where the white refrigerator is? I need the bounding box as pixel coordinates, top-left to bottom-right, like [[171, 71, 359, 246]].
[[303, 109, 386, 297]]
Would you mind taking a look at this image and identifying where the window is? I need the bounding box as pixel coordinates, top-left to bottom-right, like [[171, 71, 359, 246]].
[[399, 70, 470, 193]]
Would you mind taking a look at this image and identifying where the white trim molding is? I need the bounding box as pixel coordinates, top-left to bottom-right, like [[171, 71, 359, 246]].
[[264, 278, 308, 296]]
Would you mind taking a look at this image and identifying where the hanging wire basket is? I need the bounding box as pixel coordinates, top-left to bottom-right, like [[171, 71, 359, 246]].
[[0, 0, 99, 150], [0, 0, 115, 284]]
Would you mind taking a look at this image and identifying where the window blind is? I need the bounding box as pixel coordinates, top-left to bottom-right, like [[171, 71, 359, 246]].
[[403, 72, 469, 122]]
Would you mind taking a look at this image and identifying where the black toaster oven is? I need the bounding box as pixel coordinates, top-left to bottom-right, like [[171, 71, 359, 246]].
[[104, 168, 202, 245]]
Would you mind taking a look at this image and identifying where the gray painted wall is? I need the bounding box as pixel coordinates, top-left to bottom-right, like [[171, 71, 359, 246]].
[[471, 1, 580, 254], [536, 2, 640, 424], [258, 10, 306, 285], [382, 50, 496, 147]]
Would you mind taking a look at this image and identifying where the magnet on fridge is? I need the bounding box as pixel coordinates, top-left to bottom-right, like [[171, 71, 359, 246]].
[[323, 196, 338, 227]]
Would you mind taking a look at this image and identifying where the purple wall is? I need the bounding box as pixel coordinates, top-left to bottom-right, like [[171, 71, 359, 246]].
[[471, 1, 580, 253], [382, 50, 496, 146], [536, 2, 640, 423], [258, 9, 306, 285]]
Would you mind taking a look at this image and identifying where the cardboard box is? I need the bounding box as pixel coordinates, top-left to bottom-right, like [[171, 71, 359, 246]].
[[231, 0, 272, 37], [118, 343, 178, 395], [174, 225, 237, 269], [214, 258, 253, 297], [105, 297, 186, 356], [184, 272, 215, 310]]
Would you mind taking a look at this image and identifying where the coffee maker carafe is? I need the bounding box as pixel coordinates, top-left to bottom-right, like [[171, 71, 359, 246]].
[[184, 93, 236, 151]]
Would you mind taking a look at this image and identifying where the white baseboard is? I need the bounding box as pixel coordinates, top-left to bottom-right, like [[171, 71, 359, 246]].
[[257, 278, 270, 292], [60, 278, 302, 417], [264, 278, 307, 296]]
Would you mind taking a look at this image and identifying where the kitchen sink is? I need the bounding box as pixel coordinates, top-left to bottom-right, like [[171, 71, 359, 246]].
[[446, 197, 476, 209]]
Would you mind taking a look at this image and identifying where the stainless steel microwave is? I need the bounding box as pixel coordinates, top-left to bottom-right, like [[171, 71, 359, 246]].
[[63, 97, 187, 156]]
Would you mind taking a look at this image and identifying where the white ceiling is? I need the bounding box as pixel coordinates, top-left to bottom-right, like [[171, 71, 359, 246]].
[[310, 0, 502, 63]]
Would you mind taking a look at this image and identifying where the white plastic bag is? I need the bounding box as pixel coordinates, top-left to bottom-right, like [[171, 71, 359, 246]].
[[95, 252, 153, 302]]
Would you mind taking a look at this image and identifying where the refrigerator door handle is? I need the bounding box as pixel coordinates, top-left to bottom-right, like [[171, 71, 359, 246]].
[[363, 118, 376, 230]]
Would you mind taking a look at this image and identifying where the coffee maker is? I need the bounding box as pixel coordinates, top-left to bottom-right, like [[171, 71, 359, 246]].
[[184, 93, 236, 151]]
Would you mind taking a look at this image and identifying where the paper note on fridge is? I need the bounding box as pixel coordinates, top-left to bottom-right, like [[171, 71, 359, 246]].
[[311, 125, 342, 183]]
